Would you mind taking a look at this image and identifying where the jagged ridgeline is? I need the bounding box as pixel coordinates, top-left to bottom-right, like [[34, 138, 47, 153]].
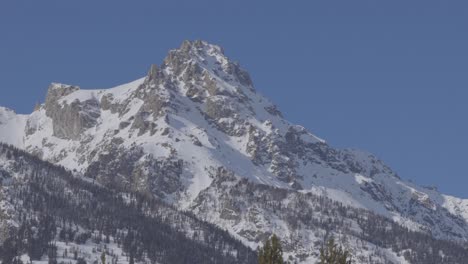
[[0, 143, 256, 264], [2, 40, 468, 263]]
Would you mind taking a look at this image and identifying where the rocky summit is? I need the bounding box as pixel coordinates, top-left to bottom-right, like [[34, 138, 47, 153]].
[[2, 40, 468, 263]]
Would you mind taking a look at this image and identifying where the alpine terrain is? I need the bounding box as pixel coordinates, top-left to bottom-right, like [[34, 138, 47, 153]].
[[1, 40, 468, 263]]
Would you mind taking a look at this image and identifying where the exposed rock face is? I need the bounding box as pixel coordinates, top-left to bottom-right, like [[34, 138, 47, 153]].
[[45, 83, 101, 140], [100, 93, 119, 113], [45, 83, 80, 105], [264, 104, 283, 117], [205, 96, 235, 120], [84, 144, 182, 198], [3, 40, 468, 263], [0, 144, 258, 264]]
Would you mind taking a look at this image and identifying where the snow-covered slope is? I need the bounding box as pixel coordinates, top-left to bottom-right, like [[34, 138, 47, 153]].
[[1, 40, 468, 263], [0, 107, 26, 147], [0, 143, 256, 264]]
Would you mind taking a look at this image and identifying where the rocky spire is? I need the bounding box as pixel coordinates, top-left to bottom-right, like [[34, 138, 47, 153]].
[[44, 83, 101, 140], [44, 83, 80, 113], [162, 40, 254, 90], [146, 64, 166, 86]]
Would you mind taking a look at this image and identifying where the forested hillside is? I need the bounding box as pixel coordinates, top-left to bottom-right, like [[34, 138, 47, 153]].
[[0, 143, 256, 264]]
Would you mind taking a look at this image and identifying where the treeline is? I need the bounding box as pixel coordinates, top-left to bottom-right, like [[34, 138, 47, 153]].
[[212, 176, 468, 264], [3, 141, 468, 263], [0, 143, 256, 264]]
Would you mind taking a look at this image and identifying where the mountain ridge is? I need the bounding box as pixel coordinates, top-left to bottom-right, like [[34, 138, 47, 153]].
[[1, 40, 468, 263]]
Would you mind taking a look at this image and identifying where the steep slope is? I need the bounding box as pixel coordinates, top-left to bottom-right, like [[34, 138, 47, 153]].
[[1, 40, 468, 263], [0, 107, 26, 147], [0, 143, 256, 263]]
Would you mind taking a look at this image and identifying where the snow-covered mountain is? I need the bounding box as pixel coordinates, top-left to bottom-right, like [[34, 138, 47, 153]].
[[0, 143, 257, 264], [2, 40, 468, 263]]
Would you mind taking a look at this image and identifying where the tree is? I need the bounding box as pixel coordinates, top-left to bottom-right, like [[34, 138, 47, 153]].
[[47, 243, 58, 264], [258, 234, 283, 264], [319, 237, 352, 264], [101, 252, 106, 264]]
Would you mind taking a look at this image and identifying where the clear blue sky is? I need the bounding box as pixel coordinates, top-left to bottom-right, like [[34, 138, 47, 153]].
[[1, 1, 467, 197]]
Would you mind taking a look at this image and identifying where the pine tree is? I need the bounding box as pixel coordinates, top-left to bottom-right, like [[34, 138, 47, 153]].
[[101, 252, 106, 264], [258, 234, 283, 264], [319, 237, 352, 264], [129, 250, 135, 264], [47, 243, 58, 264]]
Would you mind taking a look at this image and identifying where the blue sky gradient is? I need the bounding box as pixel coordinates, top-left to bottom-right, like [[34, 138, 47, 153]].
[[1, 1, 467, 196]]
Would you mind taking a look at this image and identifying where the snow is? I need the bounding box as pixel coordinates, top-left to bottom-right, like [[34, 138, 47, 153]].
[[18, 235, 140, 264], [0, 107, 27, 147], [60, 77, 145, 104], [2, 40, 468, 263], [4, 55, 468, 239], [355, 173, 372, 185]]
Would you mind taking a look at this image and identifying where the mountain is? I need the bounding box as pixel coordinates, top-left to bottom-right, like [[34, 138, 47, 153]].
[[0, 143, 256, 264], [1, 40, 468, 263]]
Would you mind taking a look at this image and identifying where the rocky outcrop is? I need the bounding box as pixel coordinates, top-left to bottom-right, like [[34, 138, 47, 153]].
[[225, 61, 254, 88], [100, 93, 120, 114], [45, 83, 100, 140], [205, 96, 235, 120], [3, 40, 468, 263], [45, 83, 80, 106], [84, 144, 182, 198]]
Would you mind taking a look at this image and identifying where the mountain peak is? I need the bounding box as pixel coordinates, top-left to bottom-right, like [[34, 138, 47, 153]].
[[162, 40, 254, 89], [48, 82, 80, 92], [3, 41, 468, 263], [183, 40, 224, 54]]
